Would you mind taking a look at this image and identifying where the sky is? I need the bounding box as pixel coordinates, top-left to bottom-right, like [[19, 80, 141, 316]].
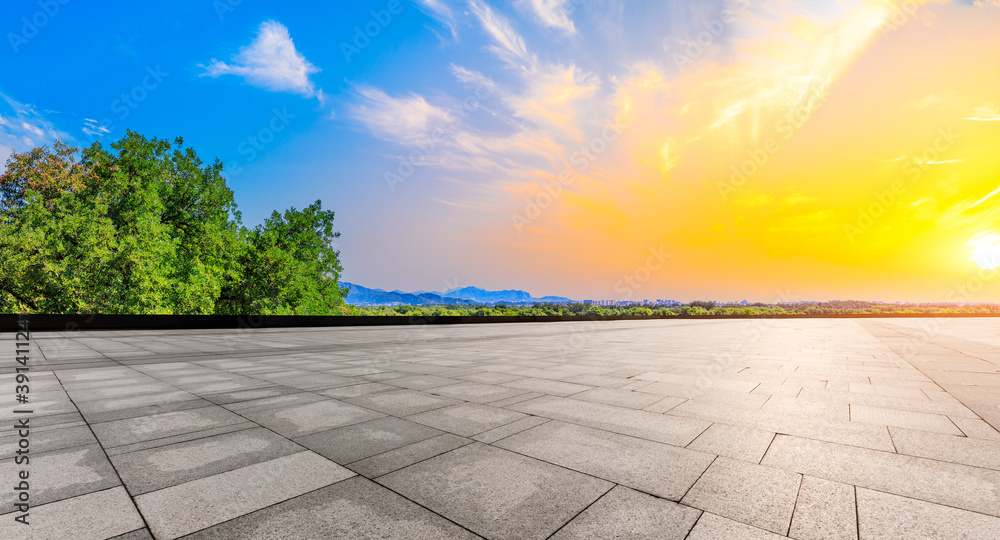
[[2, 0, 1000, 302]]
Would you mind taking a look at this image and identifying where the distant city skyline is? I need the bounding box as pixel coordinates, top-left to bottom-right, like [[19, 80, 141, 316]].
[[3, 1, 1000, 302]]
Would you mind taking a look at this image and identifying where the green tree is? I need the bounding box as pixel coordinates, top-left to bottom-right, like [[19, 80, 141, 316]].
[[218, 201, 347, 315], [1, 132, 347, 315]]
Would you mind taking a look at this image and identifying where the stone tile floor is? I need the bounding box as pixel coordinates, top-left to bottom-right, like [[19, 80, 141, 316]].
[[2, 318, 1000, 539]]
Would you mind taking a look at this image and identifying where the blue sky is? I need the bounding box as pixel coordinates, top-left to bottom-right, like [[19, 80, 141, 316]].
[[3, 1, 1000, 301]]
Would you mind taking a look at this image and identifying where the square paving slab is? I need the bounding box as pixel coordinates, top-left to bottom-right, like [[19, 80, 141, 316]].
[[10, 318, 1000, 538], [378, 442, 613, 539]]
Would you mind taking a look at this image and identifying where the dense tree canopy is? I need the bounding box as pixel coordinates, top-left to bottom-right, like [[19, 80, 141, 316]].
[[0, 131, 347, 314]]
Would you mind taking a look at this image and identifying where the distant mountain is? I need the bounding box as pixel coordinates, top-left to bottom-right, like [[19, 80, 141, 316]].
[[343, 283, 574, 306], [442, 286, 531, 303], [342, 283, 474, 306]]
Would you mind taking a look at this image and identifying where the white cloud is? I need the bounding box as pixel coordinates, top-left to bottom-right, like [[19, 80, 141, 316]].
[[451, 64, 498, 93], [0, 92, 69, 161], [468, 0, 535, 69], [417, 0, 459, 39], [519, 0, 576, 34], [82, 118, 111, 138], [348, 87, 455, 145], [967, 103, 1000, 121], [201, 20, 322, 99]]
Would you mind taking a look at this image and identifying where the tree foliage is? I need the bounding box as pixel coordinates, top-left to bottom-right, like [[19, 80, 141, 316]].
[[0, 132, 346, 314]]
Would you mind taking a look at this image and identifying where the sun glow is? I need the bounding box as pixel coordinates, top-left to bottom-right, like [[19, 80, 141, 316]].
[[967, 233, 1000, 270]]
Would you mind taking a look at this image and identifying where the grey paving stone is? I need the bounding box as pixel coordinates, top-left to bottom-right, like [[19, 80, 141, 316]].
[[681, 457, 801, 534], [0, 487, 144, 540], [0, 424, 96, 459], [686, 512, 788, 540], [386, 374, 462, 390], [105, 421, 258, 457], [667, 397, 896, 452], [317, 381, 398, 399], [789, 476, 857, 540], [850, 403, 964, 435], [82, 397, 216, 424], [201, 385, 300, 405], [950, 416, 1000, 441], [473, 415, 550, 444], [136, 451, 354, 539], [761, 434, 1000, 518], [429, 381, 530, 403], [798, 387, 979, 419], [295, 416, 442, 464], [561, 374, 633, 388], [889, 426, 1000, 470], [454, 370, 525, 384], [183, 476, 480, 539], [408, 402, 528, 437], [379, 442, 612, 540], [241, 398, 385, 438], [0, 444, 121, 508], [74, 390, 200, 415], [222, 392, 324, 414], [497, 420, 714, 500], [21, 318, 1000, 539], [111, 427, 304, 495], [109, 528, 154, 540], [509, 395, 711, 446], [857, 487, 1000, 539], [686, 423, 775, 463], [487, 391, 545, 407], [91, 405, 247, 448], [569, 387, 664, 409], [348, 433, 473, 478], [502, 377, 594, 396], [643, 396, 687, 413], [550, 485, 701, 540], [761, 396, 850, 422], [345, 389, 461, 416]]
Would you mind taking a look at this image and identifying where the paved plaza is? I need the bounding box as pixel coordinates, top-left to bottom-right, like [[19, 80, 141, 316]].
[[3, 318, 1000, 539]]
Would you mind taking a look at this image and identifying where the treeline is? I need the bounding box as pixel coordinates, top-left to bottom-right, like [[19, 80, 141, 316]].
[[0, 132, 346, 314], [347, 301, 1000, 317]]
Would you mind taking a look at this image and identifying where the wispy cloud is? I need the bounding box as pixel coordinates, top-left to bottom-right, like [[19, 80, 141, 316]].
[[416, 0, 459, 39], [82, 118, 111, 138], [348, 87, 455, 145], [468, 0, 535, 69], [200, 20, 322, 101], [518, 0, 576, 34], [966, 102, 1000, 121], [0, 92, 70, 164]]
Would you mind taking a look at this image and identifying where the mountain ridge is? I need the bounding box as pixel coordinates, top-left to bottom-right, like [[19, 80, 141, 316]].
[[343, 282, 574, 306]]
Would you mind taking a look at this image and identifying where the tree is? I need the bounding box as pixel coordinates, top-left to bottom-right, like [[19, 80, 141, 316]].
[[218, 201, 348, 315], [0, 132, 347, 314]]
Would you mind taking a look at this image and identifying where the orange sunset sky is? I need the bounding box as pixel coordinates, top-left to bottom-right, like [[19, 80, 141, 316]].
[[374, 0, 1000, 302], [6, 0, 999, 302]]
